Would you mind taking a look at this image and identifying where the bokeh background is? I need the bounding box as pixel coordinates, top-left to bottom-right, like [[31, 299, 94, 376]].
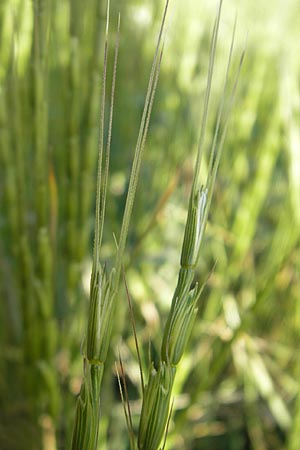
[[0, 0, 299, 449]]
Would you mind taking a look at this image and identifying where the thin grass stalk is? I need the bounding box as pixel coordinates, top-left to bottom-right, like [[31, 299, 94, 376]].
[[161, 1, 225, 360], [10, 51, 27, 240], [197, 27, 246, 263], [3, 24, 36, 365], [2, 8, 31, 277], [99, 12, 120, 251], [0, 90, 22, 342], [191, 0, 223, 194], [114, 3, 169, 281], [92, 2, 111, 278], [123, 269, 145, 394], [79, 0, 107, 261], [70, 3, 169, 448], [70, 6, 116, 449], [118, 355, 135, 448], [8, 21, 38, 374], [33, 0, 49, 228], [136, 4, 245, 449], [0, 92, 17, 237], [116, 363, 135, 449], [65, 0, 83, 302], [30, 0, 60, 419]]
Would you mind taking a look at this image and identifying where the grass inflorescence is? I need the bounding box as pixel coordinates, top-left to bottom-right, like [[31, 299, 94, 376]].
[[0, 0, 300, 449]]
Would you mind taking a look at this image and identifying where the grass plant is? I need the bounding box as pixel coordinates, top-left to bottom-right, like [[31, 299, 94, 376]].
[[116, 3, 245, 449], [70, 1, 169, 448], [0, 0, 299, 449]]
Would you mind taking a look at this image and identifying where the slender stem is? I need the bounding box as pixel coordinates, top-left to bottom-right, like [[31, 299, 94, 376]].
[[114, 1, 169, 283]]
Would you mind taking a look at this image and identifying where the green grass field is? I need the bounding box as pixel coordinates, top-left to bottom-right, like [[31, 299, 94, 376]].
[[0, 1, 299, 449]]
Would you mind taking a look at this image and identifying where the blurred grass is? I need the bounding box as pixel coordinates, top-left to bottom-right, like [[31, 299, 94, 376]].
[[0, 0, 300, 449]]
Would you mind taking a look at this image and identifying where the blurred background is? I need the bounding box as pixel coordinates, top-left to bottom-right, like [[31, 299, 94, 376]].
[[0, 0, 299, 449]]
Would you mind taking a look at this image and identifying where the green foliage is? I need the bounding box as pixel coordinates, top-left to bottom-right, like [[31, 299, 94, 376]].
[[0, 0, 299, 450]]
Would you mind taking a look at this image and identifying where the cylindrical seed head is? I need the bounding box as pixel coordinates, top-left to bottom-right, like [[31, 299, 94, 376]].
[[87, 267, 116, 364], [138, 362, 175, 450], [162, 284, 200, 365], [180, 186, 207, 269]]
